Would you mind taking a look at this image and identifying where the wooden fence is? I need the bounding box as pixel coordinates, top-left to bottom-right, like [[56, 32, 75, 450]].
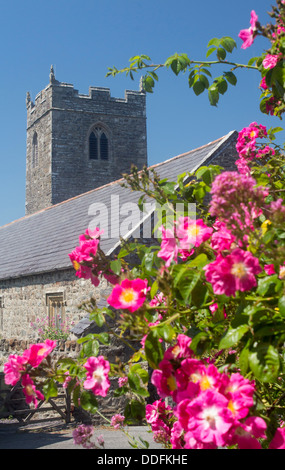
[[0, 372, 72, 426]]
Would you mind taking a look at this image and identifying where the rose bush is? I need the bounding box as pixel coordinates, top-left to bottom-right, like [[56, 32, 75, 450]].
[[3, 0, 285, 449]]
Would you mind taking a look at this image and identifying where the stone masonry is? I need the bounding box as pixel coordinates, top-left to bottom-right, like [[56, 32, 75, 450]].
[[0, 268, 111, 365]]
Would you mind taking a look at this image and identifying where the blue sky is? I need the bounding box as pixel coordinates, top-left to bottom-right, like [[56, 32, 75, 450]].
[[0, 0, 282, 227]]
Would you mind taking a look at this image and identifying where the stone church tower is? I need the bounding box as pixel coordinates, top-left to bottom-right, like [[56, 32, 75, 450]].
[[25, 66, 147, 215]]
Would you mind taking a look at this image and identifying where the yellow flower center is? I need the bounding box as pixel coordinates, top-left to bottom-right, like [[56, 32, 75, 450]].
[[37, 347, 48, 356], [199, 375, 212, 391], [72, 260, 81, 271], [93, 369, 103, 383], [250, 130, 256, 138], [190, 372, 202, 384], [171, 345, 181, 359], [25, 385, 34, 396], [120, 288, 135, 304], [279, 266, 285, 280], [231, 262, 247, 279], [166, 375, 177, 391], [228, 400, 236, 415], [188, 225, 200, 238]]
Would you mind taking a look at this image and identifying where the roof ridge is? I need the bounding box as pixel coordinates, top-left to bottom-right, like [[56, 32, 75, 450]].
[[149, 134, 226, 170], [0, 132, 233, 229]]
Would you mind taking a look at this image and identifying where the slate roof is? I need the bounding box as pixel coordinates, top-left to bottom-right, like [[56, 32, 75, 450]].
[[0, 130, 237, 281]]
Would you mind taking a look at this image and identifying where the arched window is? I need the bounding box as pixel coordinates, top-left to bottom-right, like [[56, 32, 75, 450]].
[[100, 133, 108, 160], [32, 132, 38, 168], [89, 132, 98, 160], [89, 126, 109, 161]]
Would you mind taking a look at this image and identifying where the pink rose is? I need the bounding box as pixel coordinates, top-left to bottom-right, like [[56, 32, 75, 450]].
[[107, 278, 148, 312], [83, 356, 110, 397], [157, 225, 179, 267], [22, 339, 57, 368], [263, 54, 280, 69], [238, 10, 258, 49], [204, 248, 262, 297], [22, 374, 44, 408], [4, 354, 27, 386]]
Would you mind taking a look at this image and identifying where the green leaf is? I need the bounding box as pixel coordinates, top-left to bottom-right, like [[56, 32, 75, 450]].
[[248, 56, 259, 66], [93, 332, 110, 345], [82, 339, 99, 357], [262, 229, 276, 245], [110, 259, 122, 275], [173, 263, 191, 287], [248, 344, 280, 382], [191, 280, 208, 308], [128, 371, 142, 391], [200, 68, 212, 78], [279, 295, 285, 317], [257, 275, 282, 297], [144, 331, 164, 369], [216, 77, 228, 95], [189, 330, 210, 356], [208, 85, 219, 106], [268, 126, 283, 140], [80, 391, 98, 413], [195, 166, 212, 185], [207, 37, 221, 48], [254, 323, 285, 338], [220, 37, 237, 53], [56, 357, 76, 368], [170, 54, 190, 75], [206, 46, 216, 58], [138, 437, 150, 449], [90, 310, 105, 327], [239, 345, 249, 375], [177, 271, 201, 303], [150, 280, 158, 299], [143, 251, 155, 273], [200, 74, 210, 89], [113, 386, 128, 397], [219, 324, 250, 349], [260, 97, 269, 114], [217, 47, 226, 60], [143, 74, 155, 92], [193, 80, 206, 96], [149, 70, 159, 81], [124, 399, 145, 421], [224, 71, 237, 86], [42, 379, 58, 401], [268, 65, 285, 98], [140, 54, 151, 61], [130, 364, 149, 384], [188, 254, 209, 268], [193, 182, 208, 202], [154, 323, 175, 343]]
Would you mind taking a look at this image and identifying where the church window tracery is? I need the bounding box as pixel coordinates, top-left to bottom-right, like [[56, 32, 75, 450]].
[[89, 126, 109, 161], [32, 132, 38, 168]]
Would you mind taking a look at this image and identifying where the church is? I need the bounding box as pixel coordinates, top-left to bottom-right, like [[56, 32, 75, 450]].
[[0, 68, 238, 366]]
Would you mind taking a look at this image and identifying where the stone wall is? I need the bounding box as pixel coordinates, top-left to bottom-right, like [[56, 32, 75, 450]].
[[25, 101, 53, 215], [205, 131, 238, 171], [0, 337, 81, 364], [0, 268, 112, 366]]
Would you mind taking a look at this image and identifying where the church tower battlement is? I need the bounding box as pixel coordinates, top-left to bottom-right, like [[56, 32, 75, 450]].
[[25, 66, 147, 215]]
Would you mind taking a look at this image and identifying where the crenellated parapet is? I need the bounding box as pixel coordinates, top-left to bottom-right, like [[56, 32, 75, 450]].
[[27, 70, 146, 131]]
